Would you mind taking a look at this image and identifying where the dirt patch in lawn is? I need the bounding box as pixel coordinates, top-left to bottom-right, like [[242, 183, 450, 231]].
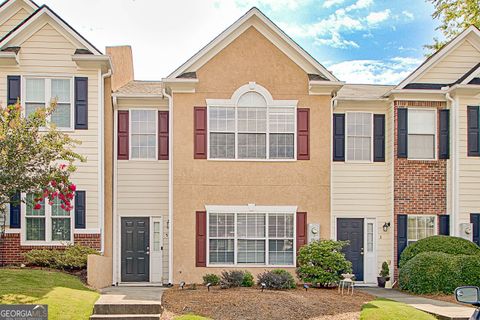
[[162, 286, 374, 320]]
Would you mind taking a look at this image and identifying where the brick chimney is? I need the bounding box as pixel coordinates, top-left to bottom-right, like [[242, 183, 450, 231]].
[[106, 46, 134, 91]]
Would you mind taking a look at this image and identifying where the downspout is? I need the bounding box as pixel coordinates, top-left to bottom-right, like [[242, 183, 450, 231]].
[[112, 95, 118, 285], [100, 69, 112, 255], [162, 88, 173, 285], [330, 92, 338, 239], [446, 92, 458, 236]]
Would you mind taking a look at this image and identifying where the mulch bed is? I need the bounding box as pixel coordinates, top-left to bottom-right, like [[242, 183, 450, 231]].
[[162, 286, 374, 320]]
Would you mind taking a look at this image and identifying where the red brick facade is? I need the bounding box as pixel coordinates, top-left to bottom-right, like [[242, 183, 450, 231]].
[[393, 100, 448, 272], [0, 233, 101, 265]]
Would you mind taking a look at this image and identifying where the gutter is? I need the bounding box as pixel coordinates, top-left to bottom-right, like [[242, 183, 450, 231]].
[[163, 88, 174, 285], [99, 68, 112, 255]]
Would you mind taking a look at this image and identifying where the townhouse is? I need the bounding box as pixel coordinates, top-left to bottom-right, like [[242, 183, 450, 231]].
[[1, 0, 480, 287], [0, 0, 113, 278]]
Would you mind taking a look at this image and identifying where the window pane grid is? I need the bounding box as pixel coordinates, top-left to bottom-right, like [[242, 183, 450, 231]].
[[407, 215, 436, 245], [131, 110, 156, 159], [347, 113, 372, 161], [408, 109, 436, 159]]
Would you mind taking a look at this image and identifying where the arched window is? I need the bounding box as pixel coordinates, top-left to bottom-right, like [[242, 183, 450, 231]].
[[207, 83, 297, 160]]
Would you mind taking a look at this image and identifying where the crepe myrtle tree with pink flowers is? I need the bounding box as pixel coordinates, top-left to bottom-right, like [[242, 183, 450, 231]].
[[0, 101, 84, 241]]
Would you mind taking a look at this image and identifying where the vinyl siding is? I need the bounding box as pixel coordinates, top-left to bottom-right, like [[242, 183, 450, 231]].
[[332, 103, 393, 273], [0, 21, 101, 230], [458, 96, 480, 224], [0, 8, 30, 39], [417, 39, 480, 84]]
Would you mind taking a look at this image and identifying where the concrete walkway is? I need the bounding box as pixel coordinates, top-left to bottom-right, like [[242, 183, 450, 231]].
[[97, 286, 167, 304], [360, 287, 476, 320]]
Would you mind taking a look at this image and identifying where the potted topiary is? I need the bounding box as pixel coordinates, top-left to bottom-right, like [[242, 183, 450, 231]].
[[377, 261, 390, 288]]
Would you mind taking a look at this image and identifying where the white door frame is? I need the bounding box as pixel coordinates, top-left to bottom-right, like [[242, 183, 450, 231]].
[[150, 216, 164, 283], [332, 216, 377, 284]]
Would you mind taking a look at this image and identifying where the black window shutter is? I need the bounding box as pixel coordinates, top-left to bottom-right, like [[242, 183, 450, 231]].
[[7, 75, 21, 106], [74, 77, 88, 130], [439, 109, 450, 159], [333, 114, 345, 161], [397, 214, 407, 266], [75, 191, 86, 229], [438, 215, 450, 235], [471, 214, 480, 246], [9, 191, 21, 228], [468, 106, 480, 157], [397, 108, 408, 158], [374, 114, 385, 162]]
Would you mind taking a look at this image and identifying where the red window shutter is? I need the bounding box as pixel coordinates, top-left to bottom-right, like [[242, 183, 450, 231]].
[[196, 211, 207, 267], [158, 111, 169, 160], [296, 212, 307, 254], [297, 108, 310, 160], [194, 107, 207, 159], [117, 111, 129, 160]]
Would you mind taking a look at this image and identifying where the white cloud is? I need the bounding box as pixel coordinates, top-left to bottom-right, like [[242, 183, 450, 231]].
[[315, 32, 360, 49], [345, 0, 374, 12], [327, 57, 423, 84], [402, 10, 414, 20], [238, 0, 309, 10], [366, 9, 391, 25], [323, 0, 345, 8]]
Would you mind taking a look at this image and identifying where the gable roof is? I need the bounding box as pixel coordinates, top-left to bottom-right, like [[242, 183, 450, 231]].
[[167, 7, 338, 81], [0, 4, 102, 55], [0, 0, 37, 13], [396, 25, 480, 90]]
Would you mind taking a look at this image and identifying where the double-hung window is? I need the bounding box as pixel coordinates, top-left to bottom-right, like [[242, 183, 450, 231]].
[[207, 209, 295, 266], [408, 109, 436, 160], [23, 193, 73, 244], [346, 112, 372, 161], [24, 77, 73, 130], [407, 215, 436, 245], [208, 91, 296, 160], [130, 110, 157, 160]]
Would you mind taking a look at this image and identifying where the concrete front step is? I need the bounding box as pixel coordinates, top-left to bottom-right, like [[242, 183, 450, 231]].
[[90, 314, 161, 320], [93, 303, 162, 315]]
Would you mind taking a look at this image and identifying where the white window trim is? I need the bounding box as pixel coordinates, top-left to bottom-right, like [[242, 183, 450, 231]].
[[206, 82, 298, 162], [20, 193, 74, 246], [407, 108, 438, 161], [128, 108, 158, 161], [205, 204, 297, 268], [345, 112, 374, 163], [22, 76, 75, 132], [407, 214, 437, 244]]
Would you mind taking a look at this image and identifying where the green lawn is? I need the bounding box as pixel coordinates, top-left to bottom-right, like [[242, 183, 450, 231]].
[[174, 316, 211, 320], [360, 298, 437, 320], [0, 268, 99, 320]]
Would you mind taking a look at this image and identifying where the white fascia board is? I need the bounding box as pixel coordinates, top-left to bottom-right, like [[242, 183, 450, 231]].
[[72, 54, 112, 72], [0, 51, 18, 65], [309, 80, 344, 95], [396, 26, 480, 90]]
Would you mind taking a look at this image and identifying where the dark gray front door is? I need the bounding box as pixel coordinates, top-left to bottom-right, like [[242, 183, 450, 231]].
[[337, 218, 364, 281], [121, 217, 149, 282]]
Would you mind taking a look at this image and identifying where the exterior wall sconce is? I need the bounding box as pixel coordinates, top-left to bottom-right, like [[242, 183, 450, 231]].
[[383, 222, 391, 232]]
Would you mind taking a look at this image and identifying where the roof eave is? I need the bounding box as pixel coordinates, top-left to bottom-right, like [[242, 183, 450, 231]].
[[72, 54, 112, 73], [0, 51, 17, 65], [309, 80, 345, 96]]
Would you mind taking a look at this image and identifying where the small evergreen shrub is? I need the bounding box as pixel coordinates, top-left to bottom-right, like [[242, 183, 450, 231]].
[[399, 235, 480, 268], [296, 240, 352, 287], [242, 271, 254, 287], [23, 244, 98, 270], [379, 261, 390, 278], [399, 252, 480, 294], [257, 269, 296, 289], [202, 273, 220, 286]]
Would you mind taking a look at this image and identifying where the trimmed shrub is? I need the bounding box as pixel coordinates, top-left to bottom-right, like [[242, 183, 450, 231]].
[[202, 273, 220, 286], [242, 271, 254, 287], [399, 251, 480, 294], [257, 269, 296, 290], [220, 270, 254, 288], [23, 244, 98, 270], [296, 240, 352, 287], [399, 235, 480, 268]]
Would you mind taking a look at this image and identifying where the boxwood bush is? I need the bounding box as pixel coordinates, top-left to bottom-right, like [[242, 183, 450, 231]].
[[399, 235, 480, 268], [202, 273, 220, 286], [23, 244, 98, 270], [257, 269, 296, 289], [220, 270, 254, 288], [399, 251, 480, 294], [296, 240, 352, 287]]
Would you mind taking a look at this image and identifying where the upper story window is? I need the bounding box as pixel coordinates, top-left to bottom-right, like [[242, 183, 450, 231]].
[[130, 110, 157, 160], [346, 112, 372, 161], [208, 84, 297, 161], [24, 78, 73, 130], [408, 109, 436, 160]]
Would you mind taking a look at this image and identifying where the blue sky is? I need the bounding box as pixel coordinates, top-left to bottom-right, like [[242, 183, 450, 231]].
[[41, 0, 441, 84]]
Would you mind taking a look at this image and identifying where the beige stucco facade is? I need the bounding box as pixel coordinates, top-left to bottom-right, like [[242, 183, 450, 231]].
[[171, 26, 331, 283]]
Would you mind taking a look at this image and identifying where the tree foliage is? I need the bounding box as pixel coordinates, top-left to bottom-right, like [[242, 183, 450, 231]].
[[426, 0, 480, 53], [0, 102, 84, 233]]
